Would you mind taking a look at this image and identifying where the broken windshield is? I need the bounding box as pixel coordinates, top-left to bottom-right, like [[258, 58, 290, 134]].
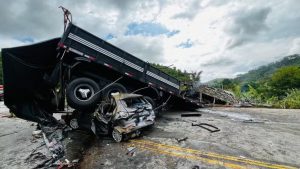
[[120, 97, 148, 108]]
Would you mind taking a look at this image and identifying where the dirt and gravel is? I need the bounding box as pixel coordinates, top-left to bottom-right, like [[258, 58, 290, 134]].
[[0, 102, 299, 169]]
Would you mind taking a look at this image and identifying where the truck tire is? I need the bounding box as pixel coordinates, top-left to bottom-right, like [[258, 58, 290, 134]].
[[144, 96, 156, 108], [66, 77, 100, 110], [144, 96, 159, 116], [102, 83, 127, 101]]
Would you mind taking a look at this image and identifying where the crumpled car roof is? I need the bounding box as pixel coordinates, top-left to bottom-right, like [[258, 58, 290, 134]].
[[112, 93, 143, 100]]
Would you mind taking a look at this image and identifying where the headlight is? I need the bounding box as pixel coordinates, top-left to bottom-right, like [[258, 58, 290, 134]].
[[119, 111, 129, 118]]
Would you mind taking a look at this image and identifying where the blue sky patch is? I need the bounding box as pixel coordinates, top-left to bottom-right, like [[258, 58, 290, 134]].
[[125, 22, 179, 37], [15, 36, 34, 43], [104, 33, 115, 40], [177, 39, 193, 48], [167, 30, 180, 37]]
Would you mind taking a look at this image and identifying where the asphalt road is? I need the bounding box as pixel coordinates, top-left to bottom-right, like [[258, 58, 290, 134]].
[[80, 107, 300, 169], [0, 101, 300, 169]]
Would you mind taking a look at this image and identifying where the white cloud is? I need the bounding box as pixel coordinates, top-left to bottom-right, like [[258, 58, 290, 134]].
[[1, 0, 300, 82], [289, 38, 300, 55], [109, 35, 165, 63]]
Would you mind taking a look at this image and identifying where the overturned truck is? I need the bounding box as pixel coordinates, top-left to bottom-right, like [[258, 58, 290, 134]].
[[2, 22, 202, 135]]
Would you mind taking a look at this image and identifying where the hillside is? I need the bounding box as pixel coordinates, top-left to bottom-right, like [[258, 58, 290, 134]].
[[207, 54, 300, 87], [204, 78, 226, 87], [235, 54, 300, 83], [205, 54, 300, 108]]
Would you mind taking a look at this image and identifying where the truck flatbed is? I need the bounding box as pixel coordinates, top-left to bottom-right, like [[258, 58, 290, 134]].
[[59, 23, 202, 108]]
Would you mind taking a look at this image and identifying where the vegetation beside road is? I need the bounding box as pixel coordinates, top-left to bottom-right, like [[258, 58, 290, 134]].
[[151, 63, 202, 88], [209, 54, 300, 108]]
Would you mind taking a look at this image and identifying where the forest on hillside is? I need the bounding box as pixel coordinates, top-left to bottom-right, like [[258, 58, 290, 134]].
[[209, 54, 300, 108]]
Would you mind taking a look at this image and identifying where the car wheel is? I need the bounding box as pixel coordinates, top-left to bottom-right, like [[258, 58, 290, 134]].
[[69, 118, 79, 129], [112, 128, 123, 142], [66, 77, 100, 110]]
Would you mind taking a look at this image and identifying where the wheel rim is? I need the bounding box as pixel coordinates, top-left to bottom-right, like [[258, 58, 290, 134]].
[[107, 89, 122, 100], [112, 129, 122, 142], [135, 130, 141, 136], [70, 118, 79, 129], [74, 84, 95, 101]]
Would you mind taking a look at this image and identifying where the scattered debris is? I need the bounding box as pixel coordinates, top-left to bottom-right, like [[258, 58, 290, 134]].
[[199, 85, 238, 105], [243, 119, 265, 123], [175, 137, 188, 143], [0, 131, 19, 137], [26, 142, 46, 160], [72, 159, 80, 163], [192, 165, 200, 169], [30, 138, 38, 143], [32, 158, 54, 169], [25, 152, 46, 163], [233, 101, 253, 108], [42, 129, 64, 160], [57, 158, 79, 169], [126, 147, 137, 157], [32, 130, 42, 138], [0, 114, 12, 118], [181, 113, 202, 117], [192, 123, 220, 133], [25, 150, 54, 169]]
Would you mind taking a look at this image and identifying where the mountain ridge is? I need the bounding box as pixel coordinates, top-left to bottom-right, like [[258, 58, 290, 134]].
[[206, 54, 300, 86]]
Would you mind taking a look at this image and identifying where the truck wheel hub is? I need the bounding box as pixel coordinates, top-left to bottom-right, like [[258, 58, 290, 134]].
[[74, 84, 94, 101]]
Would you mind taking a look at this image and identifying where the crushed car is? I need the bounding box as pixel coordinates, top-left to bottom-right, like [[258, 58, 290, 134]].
[[66, 92, 155, 142]]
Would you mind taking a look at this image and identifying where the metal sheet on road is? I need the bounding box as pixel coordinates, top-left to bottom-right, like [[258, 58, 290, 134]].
[[129, 139, 298, 169]]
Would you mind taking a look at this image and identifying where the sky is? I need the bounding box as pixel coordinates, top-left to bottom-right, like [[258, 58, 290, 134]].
[[0, 0, 300, 82]]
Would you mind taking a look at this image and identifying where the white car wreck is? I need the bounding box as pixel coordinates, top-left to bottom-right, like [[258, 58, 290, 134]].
[[87, 93, 155, 142]]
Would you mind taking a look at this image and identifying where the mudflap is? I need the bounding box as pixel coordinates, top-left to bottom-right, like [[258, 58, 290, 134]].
[[10, 100, 59, 126]]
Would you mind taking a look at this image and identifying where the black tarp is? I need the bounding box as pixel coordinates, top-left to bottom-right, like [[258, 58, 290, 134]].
[[2, 38, 61, 125]]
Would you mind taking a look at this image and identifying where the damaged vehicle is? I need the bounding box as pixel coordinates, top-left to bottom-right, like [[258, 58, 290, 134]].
[[66, 92, 155, 142], [97, 93, 155, 142], [1, 10, 202, 142], [0, 8, 202, 167]]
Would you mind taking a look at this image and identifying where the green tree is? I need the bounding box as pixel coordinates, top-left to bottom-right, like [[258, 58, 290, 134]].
[[151, 63, 201, 85], [231, 84, 242, 99], [270, 66, 300, 96], [272, 89, 300, 109], [222, 79, 235, 90]]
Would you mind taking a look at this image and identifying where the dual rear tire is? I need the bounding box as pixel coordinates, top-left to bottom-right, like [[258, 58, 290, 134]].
[[66, 77, 101, 110], [66, 77, 127, 110]]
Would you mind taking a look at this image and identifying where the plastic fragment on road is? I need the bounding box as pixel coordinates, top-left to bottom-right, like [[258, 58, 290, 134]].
[[181, 113, 202, 117], [191, 123, 220, 133], [175, 137, 188, 143], [126, 147, 137, 157]]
